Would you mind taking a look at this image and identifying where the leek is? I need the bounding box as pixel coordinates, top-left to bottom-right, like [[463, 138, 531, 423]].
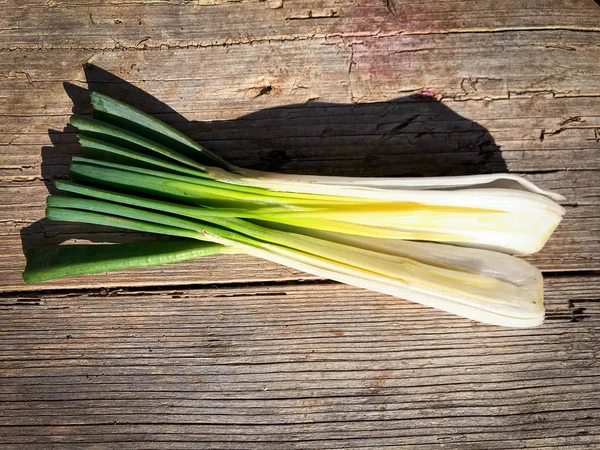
[[23, 90, 566, 327]]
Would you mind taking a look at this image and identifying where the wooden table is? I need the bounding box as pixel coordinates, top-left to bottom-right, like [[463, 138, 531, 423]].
[[2, 1, 600, 448]]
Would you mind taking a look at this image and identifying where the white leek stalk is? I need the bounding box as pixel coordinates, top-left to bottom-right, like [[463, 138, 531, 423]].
[[208, 167, 566, 256]]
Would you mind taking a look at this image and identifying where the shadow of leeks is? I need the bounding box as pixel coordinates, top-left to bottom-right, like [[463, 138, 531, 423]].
[[20, 64, 507, 254]]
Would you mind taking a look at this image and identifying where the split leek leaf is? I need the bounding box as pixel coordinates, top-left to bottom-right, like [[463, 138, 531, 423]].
[[78, 135, 209, 178], [89, 91, 232, 170], [71, 116, 209, 173]]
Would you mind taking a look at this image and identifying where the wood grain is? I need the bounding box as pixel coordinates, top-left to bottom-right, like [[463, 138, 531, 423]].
[[1, 276, 599, 448], [387, 0, 600, 32], [3, 0, 600, 52], [0, 0, 396, 50], [1, 1, 600, 446]]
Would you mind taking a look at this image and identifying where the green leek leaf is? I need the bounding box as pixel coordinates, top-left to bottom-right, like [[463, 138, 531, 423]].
[[23, 240, 228, 283], [90, 91, 232, 170]]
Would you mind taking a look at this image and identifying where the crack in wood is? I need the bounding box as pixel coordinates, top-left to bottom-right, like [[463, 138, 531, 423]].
[[403, 27, 600, 35], [0, 34, 318, 52], [540, 117, 584, 141], [4, 26, 600, 53], [0, 278, 334, 298], [285, 9, 338, 20]]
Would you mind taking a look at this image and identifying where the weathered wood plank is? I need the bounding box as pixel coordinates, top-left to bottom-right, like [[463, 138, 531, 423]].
[[387, 0, 600, 33], [0, 276, 598, 448], [2, 0, 599, 448], [3, 29, 600, 115], [0, 0, 397, 51], [3, 0, 600, 54]]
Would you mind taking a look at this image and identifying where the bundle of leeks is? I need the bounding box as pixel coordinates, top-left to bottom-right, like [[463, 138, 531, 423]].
[[23, 92, 566, 327]]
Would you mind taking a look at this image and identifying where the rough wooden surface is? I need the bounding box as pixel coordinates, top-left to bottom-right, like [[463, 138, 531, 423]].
[[1, 0, 600, 447], [1, 276, 599, 449]]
